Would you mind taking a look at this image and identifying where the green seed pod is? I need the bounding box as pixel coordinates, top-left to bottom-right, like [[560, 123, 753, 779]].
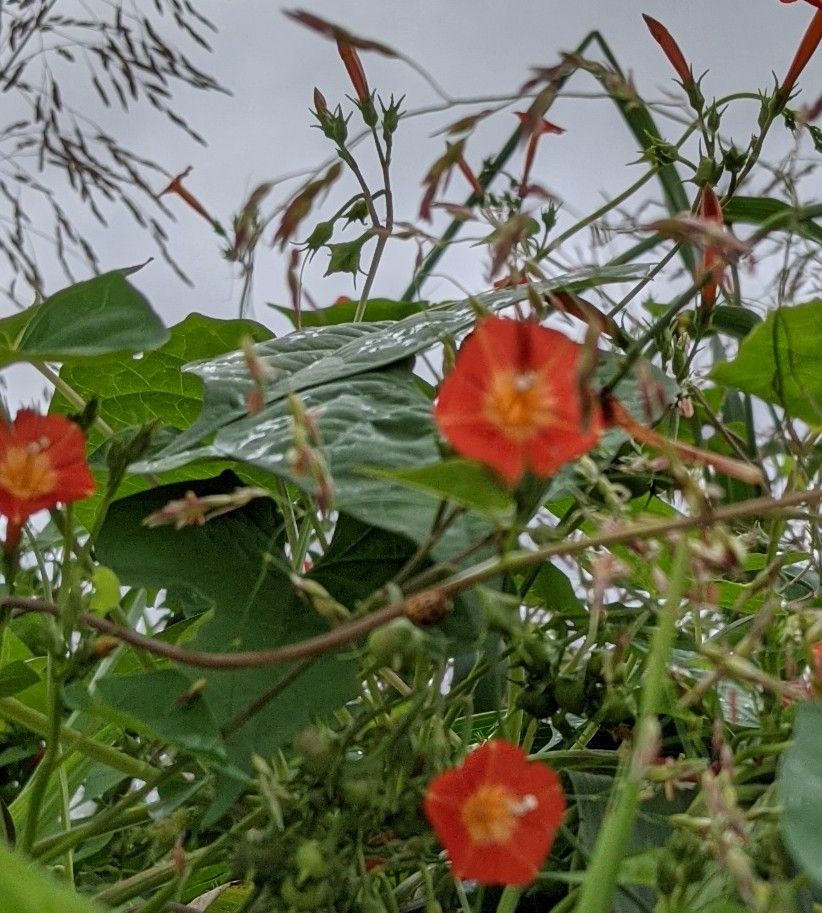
[[292, 725, 335, 776], [281, 874, 331, 910], [294, 839, 328, 884], [367, 618, 427, 671], [553, 674, 587, 715], [517, 686, 555, 719]]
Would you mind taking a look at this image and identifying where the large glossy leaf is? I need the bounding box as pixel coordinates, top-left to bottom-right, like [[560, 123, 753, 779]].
[[148, 264, 651, 465], [711, 300, 822, 427], [53, 313, 271, 431], [779, 701, 822, 891], [92, 471, 358, 768], [0, 843, 103, 912], [0, 267, 168, 365], [49, 314, 272, 531], [136, 368, 490, 558]]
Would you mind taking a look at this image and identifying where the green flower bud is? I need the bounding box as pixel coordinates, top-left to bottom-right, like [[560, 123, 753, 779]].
[[295, 839, 328, 884], [553, 674, 587, 714]]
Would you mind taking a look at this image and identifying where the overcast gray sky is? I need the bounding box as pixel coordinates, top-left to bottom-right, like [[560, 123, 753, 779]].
[[35, 1, 801, 329], [5, 0, 822, 404]]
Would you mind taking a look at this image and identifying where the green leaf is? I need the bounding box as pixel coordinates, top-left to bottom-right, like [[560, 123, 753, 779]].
[[531, 563, 586, 621], [92, 471, 359, 767], [711, 300, 822, 427], [273, 297, 426, 328], [779, 701, 822, 891], [309, 513, 417, 609], [709, 306, 762, 339], [0, 309, 33, 356], [363, 459, 515, 522], [89, 566, 121, 615], [199, 884, 254, 912], [0, 843, 104, 912], [723, 197, 822, 244], [53, 313, 272, 432], [137, 368, 490, 559], [0, 267, 169, 365], [0, 660, 39, 698], [66, 669, 226, 762], [139, 264, 652, 472]]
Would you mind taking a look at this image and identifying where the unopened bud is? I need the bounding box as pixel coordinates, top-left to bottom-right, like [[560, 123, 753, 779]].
[[313, 87, 329, 117]]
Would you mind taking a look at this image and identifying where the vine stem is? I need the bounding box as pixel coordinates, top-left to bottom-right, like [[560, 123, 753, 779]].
[[543, 166, 658, 257], [0, 697, 158, 781], [93, 808, 265, 907], [33, 762, 185, 864], [19, 656, 63, 852], [496, 886, 523, 913], [2, 488, 820, 671], [35, 363, 114, 438], [354, 125, 394, 323], [572, 536, 689, 913]]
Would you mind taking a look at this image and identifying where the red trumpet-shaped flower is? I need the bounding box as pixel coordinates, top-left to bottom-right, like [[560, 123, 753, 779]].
[[434, 317, 602, 486], [0, 410, 95, 550], [336, 38, 370, 102], [642, 15, 693, 87], [697, 185, 725, 313], [514, 111, 565, 196], [423, 740, 566, 885], [779, 4, 822, 99]]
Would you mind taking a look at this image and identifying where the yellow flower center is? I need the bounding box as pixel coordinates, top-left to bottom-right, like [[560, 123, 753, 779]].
[[461, 784, 538, 845], [484, 371, 555, 443], [0, 440, 56, 503]]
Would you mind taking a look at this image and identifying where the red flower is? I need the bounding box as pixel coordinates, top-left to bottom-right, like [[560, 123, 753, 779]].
[[336, 38, 370, 102], [642, 15, 693, 86], [158, 167, 218, 228], [0, 410, 95, 549], [780, 5, 822, 99], [781, 0, 822, 9], [423, 740, 565, 885], [434, 317, 602, 486], [514, 111, 565, 196], [697, 185, 725, 313]]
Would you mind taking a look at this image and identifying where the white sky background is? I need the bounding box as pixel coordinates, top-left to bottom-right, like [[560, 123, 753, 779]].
[[4, 0, 822, 402]]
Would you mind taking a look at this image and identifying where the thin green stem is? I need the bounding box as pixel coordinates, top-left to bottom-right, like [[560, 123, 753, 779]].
[[354, 230, 389, 322], [599, 277, 702, 396], [572, 537, 689, 913], [276, 479, 301, 563], [94, 809, 264, 908], [544, 167, 658, 256], [57, 762, 74, 882], [0, 697, 158, 781], [34, 805, 152, 863], [495, 886, 523, 913], [35, 363, 114, 438], [20, 655, 63, 852], [131, 878, 181, 913], [35, 762, 185, 863]]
